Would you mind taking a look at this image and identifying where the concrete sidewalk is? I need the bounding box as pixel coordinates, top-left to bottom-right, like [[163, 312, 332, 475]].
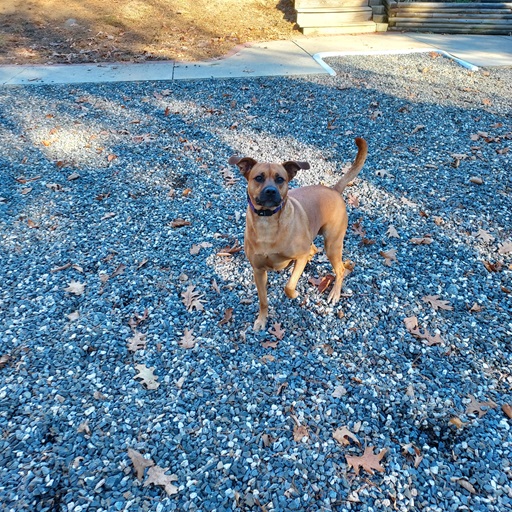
[[0, 32, 511, 86]]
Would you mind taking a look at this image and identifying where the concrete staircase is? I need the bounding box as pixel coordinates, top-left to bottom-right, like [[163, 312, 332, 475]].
[[294, 0, 388, 35]]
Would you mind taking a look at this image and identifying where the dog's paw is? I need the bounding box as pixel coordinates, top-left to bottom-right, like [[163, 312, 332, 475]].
[[327, 286, 341, 304], [284, 286, 299, 299], [253, 316, 267, 332]]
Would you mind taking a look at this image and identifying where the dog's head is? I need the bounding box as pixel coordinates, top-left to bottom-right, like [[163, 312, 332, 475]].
[[228, 156, 310, 210]]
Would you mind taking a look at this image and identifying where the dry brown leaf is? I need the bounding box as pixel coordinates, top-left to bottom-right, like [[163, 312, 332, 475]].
[[269, 322, 285, 340], [309, 274, 335, 294], [404, 316, 418, 331], [218, 308, 233, 326], [402, 443, 423, 468], [77, 420, 91, 436], [67, 311, 80, 321], [134, 364, 160, 390], [332, 385, 347, 398], [127, 448, 155, 481], [211, 279, 221, 294], [190, 241, 212, 255], [262, 340, 279, 349], [27, 219, 39, 229], [380, 249, 397, 267], [387, 225, 399, 238], [452, 478, 476, 494], [179, 328, 196, 349], [449, 417, 466, 429], [127, 331, 147, 352], [483, 260, 502, 273], [333, 426, 360, 446], [411, 124, 425, 134], [170, 218, 191, 228], [502, 404, 512, 419], [474, 229, 495, 243], [217, 240, 243, 256], [410, 237, 433, 245], [144, 466, 179, 496], [422, 295, 453, 311], [293, 423, 309, 442], [466, 395, 497, 418], [0, 354, 11, 369], [107, 154, 117, 162], [110, 263, 126, 279], [498, 241, 512, 255], [64, 280, 85, 296], [404, 316, 443, 345], [346, 446, 387, 476], [128, 309, 149, 331], [347, 194, 359, 207], [352, 220, 366, 237], [469, 303, 483, 313], [181, 285, 205, 312]]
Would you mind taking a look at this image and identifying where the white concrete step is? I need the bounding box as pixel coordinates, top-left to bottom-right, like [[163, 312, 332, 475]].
[[297, 8, 374, 27], [300, 21, 381, 34]]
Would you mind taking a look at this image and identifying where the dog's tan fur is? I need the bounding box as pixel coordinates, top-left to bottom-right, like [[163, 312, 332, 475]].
[[229, 137, 368, 331]]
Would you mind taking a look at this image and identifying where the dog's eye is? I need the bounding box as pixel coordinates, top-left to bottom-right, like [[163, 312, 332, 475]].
[[255, 175, 264, 183], [275, 176, 285, 184]]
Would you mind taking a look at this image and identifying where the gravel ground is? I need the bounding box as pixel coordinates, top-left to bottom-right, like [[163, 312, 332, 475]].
[[0, 54, 511, 512]]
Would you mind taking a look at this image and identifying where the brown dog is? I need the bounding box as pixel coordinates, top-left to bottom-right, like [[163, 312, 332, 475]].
[[229, 137, 368, 331]]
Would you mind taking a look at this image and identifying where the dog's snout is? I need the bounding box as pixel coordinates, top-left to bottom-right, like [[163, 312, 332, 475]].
[[256, 185, 281, 207]]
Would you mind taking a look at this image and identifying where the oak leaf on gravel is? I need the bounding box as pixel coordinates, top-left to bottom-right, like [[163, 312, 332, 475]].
[[269, 322, 285, 340], [144, 466, 179, 496], [179, 328, 196, 349], [218, 308, 233, 326], [333, 426, 360, 446], [380, 248, 397, 266], [422, 295, 453, 311], [309, 274, 335, 294], [134, 364, 160, 390], [346, 446, 387, 476], [127, 448, 154, 481], [181, 285, 205, 312], [466, 395, 497, 418], [64, 280, 85, 296], [127, 331, 147, 352]]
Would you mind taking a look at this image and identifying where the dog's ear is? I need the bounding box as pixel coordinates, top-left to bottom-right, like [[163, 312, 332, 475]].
[[228, 156, 257, 179], [282, 161, 310, 181]]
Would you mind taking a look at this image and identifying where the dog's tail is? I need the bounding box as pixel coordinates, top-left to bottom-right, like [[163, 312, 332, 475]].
[[332, 137, 368, 194]]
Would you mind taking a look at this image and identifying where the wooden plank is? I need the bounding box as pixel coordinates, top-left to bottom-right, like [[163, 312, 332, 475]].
[[394, 13, 512, 19], [396, 17, 512, 24], [391, 9, 512, 16], [393, 2, 512, 9]]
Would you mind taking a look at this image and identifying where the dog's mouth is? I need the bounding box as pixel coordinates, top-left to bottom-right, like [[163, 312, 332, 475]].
[[255, 186, 282, 208], [255, 196, 282, 208]]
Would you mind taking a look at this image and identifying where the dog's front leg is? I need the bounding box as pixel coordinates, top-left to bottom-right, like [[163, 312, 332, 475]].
[[284, 254, 309, 299], [253, 268, 268, 331]]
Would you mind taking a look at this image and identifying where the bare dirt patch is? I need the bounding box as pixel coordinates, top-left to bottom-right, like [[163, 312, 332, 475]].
[[0, 0, 299, 65]]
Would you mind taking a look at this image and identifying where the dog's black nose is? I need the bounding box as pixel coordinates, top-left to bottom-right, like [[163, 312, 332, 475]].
[[263, 186, 279, 198]]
